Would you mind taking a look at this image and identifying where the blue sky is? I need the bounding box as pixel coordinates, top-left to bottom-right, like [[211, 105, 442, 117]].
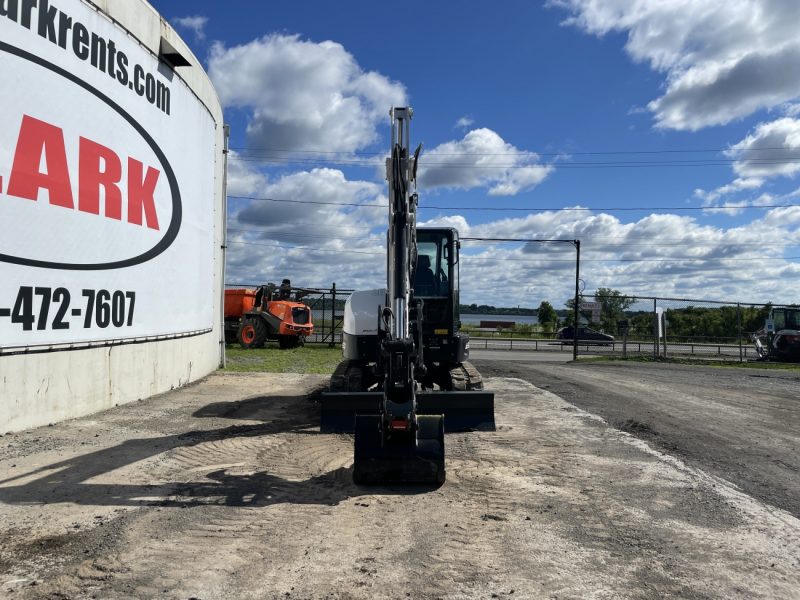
[[153, 0, 800, 308]]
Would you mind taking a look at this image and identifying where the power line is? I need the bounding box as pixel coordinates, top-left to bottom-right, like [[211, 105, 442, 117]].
[[229, 195, 377, 208], [226, 240, 797, 264], [230, 154, 800, 165], [229, 155, 800, 170], [459, 238, 776, 248], [461, 255, 799, 263], [227, 194, 800, 213], [227, 227, 800, 249], [230, 145, 800, 157], [226, 240, 384, 256]]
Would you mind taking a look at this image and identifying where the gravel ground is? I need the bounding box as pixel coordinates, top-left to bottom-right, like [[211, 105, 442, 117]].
[[1, 369, 798, 599]]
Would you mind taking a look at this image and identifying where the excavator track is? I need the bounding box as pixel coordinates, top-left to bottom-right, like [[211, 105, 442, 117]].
[[329, 360, 365, 393], [447, 361, 484, 391]]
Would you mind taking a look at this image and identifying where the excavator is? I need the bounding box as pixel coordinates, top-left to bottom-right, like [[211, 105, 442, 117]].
[[753, 306, 800, 361], [320, 107, 495, 484]]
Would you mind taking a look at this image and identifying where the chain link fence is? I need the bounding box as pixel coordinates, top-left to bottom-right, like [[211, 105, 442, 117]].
[[223, 282, 785, 362], [224, 282, 352, 347], [573, 293, 778, 362]]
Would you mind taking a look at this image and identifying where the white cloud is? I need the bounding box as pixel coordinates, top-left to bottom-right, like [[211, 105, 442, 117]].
[[694, 117, 800, 214], [417, 128, 553, 196], [226, 151, 268, 197], [418, 214, 472, 236], [235, 168, 383, 237], [455, 116, 474, 129], [551, 0, 800, 130], [649, 45, 800, 131], [208, 34, 407, 153], [694, 177, 764, 204], [225, 168, 389, 288], [447, 206, 800, 306], [728, 117, 800, 178], [225, 189, 800, 306], [172, 15, 208, 42], [696, 118, 800, 205], [784, 103, 800, 118]]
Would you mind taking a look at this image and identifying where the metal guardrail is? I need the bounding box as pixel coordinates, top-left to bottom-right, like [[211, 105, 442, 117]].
[[306, 333, 758, 361], [467, 336, 758, 360]]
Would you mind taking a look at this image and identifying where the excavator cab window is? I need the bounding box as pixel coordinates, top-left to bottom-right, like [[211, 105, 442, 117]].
[[415, 236, 449, 297]]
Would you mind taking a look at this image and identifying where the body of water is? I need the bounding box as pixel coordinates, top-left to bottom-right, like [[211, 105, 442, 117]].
[[460, 313, 538, 325], [312, 310, 539, 325]]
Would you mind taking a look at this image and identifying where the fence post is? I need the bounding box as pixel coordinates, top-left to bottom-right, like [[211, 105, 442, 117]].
[[623, 329, 627, 359], [661, 312, 668, 358], [653, 298, 659, 359], [737, 303, 743, 363], [573, 241, 580, 361], [329, 282, 336, 348], [317, 291, 325, 344]]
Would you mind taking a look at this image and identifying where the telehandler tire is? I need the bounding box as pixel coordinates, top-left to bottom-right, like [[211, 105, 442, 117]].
[[238, 317, 267, 348]]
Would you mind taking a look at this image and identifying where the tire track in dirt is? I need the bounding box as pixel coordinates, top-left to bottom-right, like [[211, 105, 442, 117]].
[[96, 429, 358, 597]]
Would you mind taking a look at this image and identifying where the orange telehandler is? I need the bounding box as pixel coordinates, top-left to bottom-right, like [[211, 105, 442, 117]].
[[224, 279, 313, 349]]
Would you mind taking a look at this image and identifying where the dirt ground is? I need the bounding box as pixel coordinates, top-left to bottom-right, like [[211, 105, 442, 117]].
[[476, 358, 800, 519], [1, 368, 799, 599]]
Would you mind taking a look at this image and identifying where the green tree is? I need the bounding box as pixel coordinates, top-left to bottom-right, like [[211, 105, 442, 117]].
[[537, 301, 558, 333], [563, 297, 591, 327], [595, 288, 634, 333]]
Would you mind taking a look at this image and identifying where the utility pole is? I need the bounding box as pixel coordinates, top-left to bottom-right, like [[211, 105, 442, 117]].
[[573, 240, 580, 361]]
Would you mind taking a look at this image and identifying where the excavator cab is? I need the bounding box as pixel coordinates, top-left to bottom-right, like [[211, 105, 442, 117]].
[[754, 307, 800, 361], [412, 229, 470, 369]]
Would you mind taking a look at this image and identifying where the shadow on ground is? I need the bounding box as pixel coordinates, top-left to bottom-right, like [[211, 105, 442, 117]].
[[0, 390, 437, 508]]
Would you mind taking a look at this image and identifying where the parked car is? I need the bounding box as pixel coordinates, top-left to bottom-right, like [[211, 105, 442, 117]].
[[557, 326, 615, 346]]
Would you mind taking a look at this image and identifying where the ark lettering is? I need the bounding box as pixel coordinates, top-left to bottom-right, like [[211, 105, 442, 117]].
[[5, 114, 161, 230]]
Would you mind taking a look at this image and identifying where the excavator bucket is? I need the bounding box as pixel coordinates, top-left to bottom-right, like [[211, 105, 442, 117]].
[[353, 415, 445, 485], [319, 390, 495, 434]]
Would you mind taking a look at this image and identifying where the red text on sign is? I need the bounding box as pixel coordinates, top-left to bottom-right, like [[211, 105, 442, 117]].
[[5, 115, 161, 230]]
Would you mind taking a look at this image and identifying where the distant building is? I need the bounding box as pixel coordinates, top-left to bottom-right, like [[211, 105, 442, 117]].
[[479, 320, 516, 330]]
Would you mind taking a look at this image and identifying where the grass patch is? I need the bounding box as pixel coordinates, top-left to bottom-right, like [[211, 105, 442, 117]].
[[223, 344, 343, 374], [579, 355, 800, 371]]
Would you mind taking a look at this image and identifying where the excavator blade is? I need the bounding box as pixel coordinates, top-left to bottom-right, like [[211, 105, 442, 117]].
[[319, 391, 495, 433], [353, 415, 445, 485], [319, 392, 383, 433], [416, 391, 495, 432]]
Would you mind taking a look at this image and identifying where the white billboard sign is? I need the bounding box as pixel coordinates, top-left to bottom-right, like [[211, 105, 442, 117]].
[[0, 0, 216, 349]]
